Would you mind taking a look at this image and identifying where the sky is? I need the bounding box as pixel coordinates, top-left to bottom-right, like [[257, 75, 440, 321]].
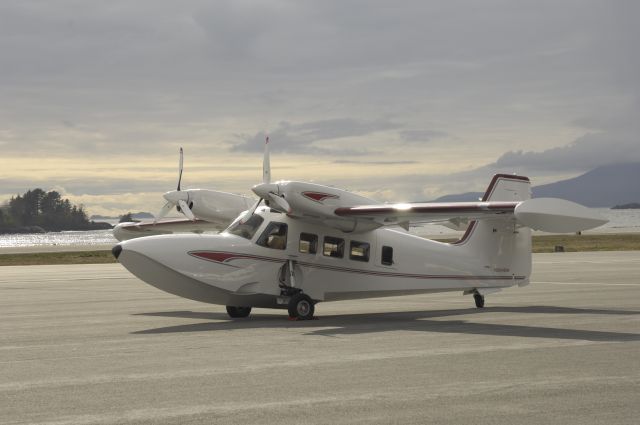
[[1, 0, 638, 216]]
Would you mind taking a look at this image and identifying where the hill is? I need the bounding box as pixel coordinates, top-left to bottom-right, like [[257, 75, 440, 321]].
[[432, 163, 640, 207], [90, 212, 154, 221]]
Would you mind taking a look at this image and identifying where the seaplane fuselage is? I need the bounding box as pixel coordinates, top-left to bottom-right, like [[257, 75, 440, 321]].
[[115, 208, 531, 310]]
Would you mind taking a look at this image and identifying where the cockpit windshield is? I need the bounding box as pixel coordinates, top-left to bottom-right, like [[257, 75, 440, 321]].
[[225, 215, 264, 240]]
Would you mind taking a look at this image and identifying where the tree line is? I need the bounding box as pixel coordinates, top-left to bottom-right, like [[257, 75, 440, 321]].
[[0, 189, 112, 233]]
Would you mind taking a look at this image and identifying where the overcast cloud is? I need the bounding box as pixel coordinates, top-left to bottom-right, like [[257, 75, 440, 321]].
[[0, 1, 638, 214]]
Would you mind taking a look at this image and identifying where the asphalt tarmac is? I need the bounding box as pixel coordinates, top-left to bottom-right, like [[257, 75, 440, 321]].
[[1, 251, 639, 425]]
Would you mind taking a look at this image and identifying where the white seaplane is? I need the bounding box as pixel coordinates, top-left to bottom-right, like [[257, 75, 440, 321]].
[[113, 140, 607, 320], [113, 148, 253, 241]]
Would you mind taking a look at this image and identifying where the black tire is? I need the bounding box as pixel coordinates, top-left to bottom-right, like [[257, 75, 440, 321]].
[[473, 293, 485, 308], [226, 306, 252, 318], [288, 293, 315, 320]]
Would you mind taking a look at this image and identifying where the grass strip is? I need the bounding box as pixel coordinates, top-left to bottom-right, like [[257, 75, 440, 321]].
[[0, 250, 116, 266], [530, 233, 640, 253], [1, 234, 639, 266]]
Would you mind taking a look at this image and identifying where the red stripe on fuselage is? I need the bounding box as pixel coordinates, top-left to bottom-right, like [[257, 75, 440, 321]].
[[188, 251, 525, 281]]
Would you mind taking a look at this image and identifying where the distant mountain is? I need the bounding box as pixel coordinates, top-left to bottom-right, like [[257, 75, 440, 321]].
[[432, 163, 640, 207], [131, 212, 154, 219], [433, 191, 485, 203]]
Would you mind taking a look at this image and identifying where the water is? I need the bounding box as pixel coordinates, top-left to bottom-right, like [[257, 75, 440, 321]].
[[0, 209, 638, 249], [595, 208, 640, 231], [0, 229, 118, 248]]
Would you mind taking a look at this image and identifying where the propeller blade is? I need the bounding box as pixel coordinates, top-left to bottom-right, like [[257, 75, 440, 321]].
[[155, 201, 174, 223], [241, 198, 262, 223], [268, 193, 291, 214], [263, 137, 271, 184], [177, 147, 184, 191], [178, 199, 195, 221]]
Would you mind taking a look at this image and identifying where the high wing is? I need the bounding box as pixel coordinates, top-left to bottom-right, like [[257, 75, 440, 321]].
[[332, 197, 607, 234], [334, 201, 518, 230], [113, 218, 226, 241]]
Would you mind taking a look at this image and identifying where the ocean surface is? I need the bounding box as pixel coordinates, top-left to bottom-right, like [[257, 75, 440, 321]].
[[0, 208, 638, 249]]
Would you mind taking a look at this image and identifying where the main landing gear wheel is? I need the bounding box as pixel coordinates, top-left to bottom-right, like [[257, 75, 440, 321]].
[[473, 293, 485, 309], [288, 293, 315, 320], [226, 306, 252, 318]]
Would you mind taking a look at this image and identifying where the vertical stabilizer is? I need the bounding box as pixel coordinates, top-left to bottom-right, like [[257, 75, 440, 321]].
[[454, 174, 532, 281]]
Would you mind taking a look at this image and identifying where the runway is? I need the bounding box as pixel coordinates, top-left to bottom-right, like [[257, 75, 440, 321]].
[[1, 251, 639, 425]]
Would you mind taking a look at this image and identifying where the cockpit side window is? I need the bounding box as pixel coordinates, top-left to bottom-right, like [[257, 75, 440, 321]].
[[256, 222, 288, 250], [225, 215, 264, 240]]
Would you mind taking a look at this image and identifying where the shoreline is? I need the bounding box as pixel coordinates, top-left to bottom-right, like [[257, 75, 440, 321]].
[[0, 244, 114, 254], [1, 226, 639, 255], [1, 233, 639, 266]]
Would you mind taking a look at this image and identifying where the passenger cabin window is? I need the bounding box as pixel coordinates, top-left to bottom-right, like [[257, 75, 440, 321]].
[[256, 222, 288, 250], [323, 236, 344, 258], [381, 246, 394, 266], [299, 233, 318, 254], [226, 215, 264, 240], [350, 241, 370, 262]]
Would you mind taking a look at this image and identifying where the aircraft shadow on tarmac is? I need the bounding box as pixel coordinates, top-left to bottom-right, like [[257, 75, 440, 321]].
[[132, 306, 640, 342]]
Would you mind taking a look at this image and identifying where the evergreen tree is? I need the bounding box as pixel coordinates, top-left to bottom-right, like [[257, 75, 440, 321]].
[[2, 188, 108, 232]]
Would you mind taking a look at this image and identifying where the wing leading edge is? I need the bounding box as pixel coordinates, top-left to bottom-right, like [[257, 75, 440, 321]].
[[333, 201, 518, 229]]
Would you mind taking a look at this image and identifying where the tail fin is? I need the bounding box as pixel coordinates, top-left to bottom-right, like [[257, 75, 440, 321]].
[[454, 174, 532, 281]]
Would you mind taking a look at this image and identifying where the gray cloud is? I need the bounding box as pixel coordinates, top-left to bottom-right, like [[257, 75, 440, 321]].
[[333, 160, 419, 165], [487, 97, 640, 174], [491, 134, 640, 173], [399, 130, 448, 143], [231, 118, 401, 155]]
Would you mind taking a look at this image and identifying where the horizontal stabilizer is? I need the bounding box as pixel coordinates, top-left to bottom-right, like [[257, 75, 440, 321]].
[[514, 198, 608, 233]]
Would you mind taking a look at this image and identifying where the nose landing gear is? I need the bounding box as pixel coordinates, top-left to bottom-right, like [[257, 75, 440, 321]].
[[278, 260, 317, 320], [288, 293, 315, 320]]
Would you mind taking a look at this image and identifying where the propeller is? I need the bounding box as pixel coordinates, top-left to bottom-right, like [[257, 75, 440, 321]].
[[240, 137, 291, 222], [177, 147, 184, 191], [155, 147, 196, 222]]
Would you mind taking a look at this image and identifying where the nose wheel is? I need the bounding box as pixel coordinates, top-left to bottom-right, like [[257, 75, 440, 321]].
[[473, 293, 485, 308], [288, 293, 315, 320]]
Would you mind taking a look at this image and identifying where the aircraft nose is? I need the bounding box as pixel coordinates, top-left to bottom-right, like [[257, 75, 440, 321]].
[[112, 244, 122, 260]]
